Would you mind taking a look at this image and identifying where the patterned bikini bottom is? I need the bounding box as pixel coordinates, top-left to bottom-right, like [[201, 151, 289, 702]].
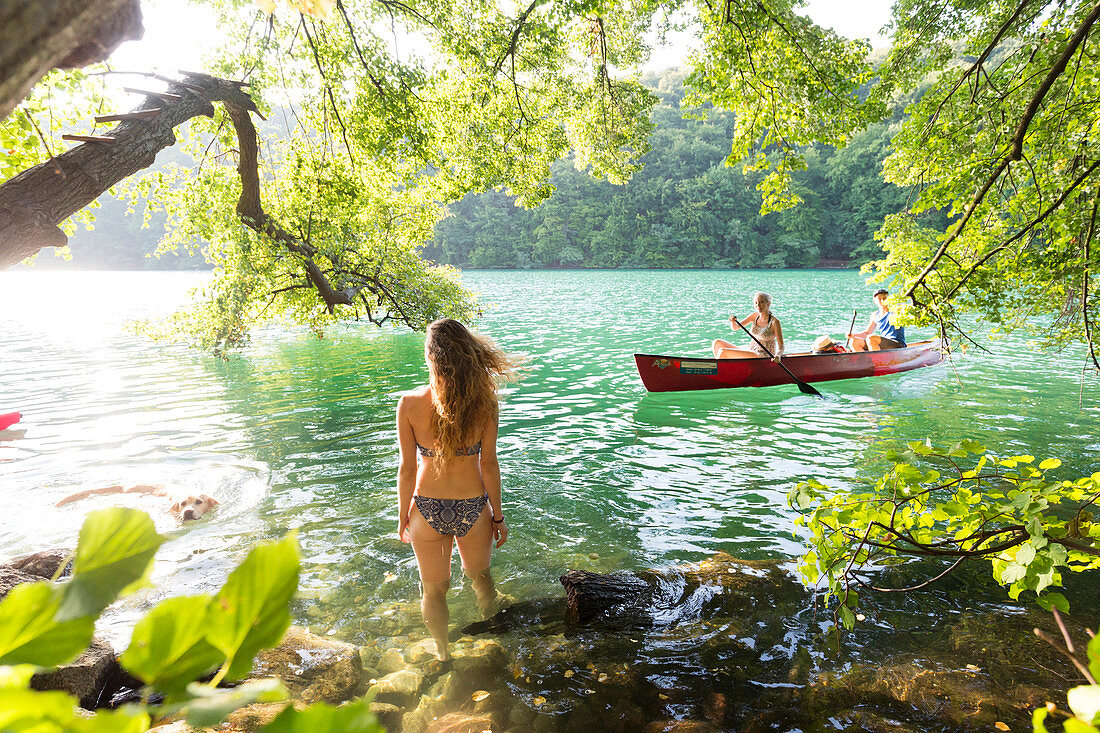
[[414, 494, 488, 537]]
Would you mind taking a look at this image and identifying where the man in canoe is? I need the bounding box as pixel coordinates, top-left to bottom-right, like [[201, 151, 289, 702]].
[[712, 291, 785, 361], [849, 288, 906, 351]]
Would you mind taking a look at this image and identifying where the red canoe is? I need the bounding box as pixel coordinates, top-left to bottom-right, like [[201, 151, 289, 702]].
[[0, 412, 20, 430], [634, 340, 943, 392]]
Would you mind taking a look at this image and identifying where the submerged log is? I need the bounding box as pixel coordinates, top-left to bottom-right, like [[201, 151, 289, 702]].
[[465, 552, 809, 636], [561, 552, 808, 628]]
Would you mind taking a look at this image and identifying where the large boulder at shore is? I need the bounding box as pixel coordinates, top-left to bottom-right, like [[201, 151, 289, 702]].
[[0, 567, 45, 601], [3, 549, 72, 580], [29, 636, 117, 709], [250, 626, 363, 704]]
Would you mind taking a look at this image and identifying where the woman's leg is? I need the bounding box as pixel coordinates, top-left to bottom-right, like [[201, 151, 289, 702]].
[[455, 508, 499, 618], [869, 335, 903, 350], [408, 505, 455, 660], [715, 346, 760, 359], [712, 339, 735, 357]]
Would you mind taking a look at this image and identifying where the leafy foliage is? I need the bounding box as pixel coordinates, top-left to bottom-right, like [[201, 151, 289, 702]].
[[427, 69, 928, 269], [6, 0, 1100, 358], [790, 440, 1100, 629], [0, 509, 381, 732], [686, 0, 886, 213], [866, 0, 1100, 359]]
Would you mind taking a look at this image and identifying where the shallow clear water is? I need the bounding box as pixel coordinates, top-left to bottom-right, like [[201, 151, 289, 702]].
[[2, 269, 1098, 729]]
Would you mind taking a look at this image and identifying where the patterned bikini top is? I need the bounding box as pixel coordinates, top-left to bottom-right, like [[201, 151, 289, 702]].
[[416, 440, 482, 458], [748, 315, 779, 354]]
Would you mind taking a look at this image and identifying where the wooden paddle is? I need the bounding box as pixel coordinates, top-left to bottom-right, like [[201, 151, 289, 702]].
[[734, 319, 823, 398]]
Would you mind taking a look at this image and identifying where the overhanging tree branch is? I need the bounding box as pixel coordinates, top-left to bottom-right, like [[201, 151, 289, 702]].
[[904, 0, 1100, 302], [0, 74, 249, 268]]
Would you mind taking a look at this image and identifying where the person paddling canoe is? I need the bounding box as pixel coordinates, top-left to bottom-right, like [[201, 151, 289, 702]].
[[712, 292, 785, 362], [849, 289, 906, 351]]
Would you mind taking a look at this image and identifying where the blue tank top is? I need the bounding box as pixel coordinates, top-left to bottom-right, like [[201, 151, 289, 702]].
[[873, 309, 906, 345]]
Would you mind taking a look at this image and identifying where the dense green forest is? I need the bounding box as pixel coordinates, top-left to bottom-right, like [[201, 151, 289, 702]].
[[40, 68, 918, 272], [424, 68, 924, 270]]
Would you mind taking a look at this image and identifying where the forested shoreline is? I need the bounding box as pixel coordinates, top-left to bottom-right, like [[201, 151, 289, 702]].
[[424, 68, 937, 270], [41, 68, 931, 272]]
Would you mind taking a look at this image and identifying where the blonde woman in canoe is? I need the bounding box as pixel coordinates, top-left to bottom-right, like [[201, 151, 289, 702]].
[[396, 318, 522, 661], [712, 292, 785, 362]]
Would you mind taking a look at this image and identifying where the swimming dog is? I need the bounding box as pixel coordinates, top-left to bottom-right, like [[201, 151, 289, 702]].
[[56, 484, 219, 521]]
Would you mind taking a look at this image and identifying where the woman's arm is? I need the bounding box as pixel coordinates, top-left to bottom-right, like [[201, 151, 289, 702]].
[[395, 396, 417, 543], [850, 317, 876, 338], [773, 319, 785, 360], [734, 314, 754, 331], [480, 411, 507, 548]]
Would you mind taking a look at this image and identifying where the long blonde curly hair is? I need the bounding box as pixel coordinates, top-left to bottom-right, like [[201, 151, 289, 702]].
[[425, 319, 522, 471]]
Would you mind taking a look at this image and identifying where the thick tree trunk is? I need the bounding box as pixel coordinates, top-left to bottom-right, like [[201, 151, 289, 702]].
[[0, 0, 144, 120], [0, 74, 256, 268]]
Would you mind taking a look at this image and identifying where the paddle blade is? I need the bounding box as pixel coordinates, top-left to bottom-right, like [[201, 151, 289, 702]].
[[797, 380, 824, 398]]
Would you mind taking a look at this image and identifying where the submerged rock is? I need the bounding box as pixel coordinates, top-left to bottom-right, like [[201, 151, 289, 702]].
[[221, 701, 296, 732], [451, 638, 506, 676], [425, 712, 495, 733], [807, 660, 1044, 729], [643, 721, 719, 733], [369, 701, 403, 731], [368, 668, 425, 707], [250, 626, 362, 704]]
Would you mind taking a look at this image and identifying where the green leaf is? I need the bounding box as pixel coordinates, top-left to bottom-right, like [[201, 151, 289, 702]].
[[67, 707, 151, 733], [183, 678, 288, 728], [1036, 592, 1069, 613], [120, 595, 225, 698], [1039, 458, 1062, 471], [262, 698, 383, 733], [0, 583, 95, 667], [1032, 706, 1050, 733], [0, 665, 36, 689], [1067, 686, 1100, 726], [0, 687, 82, 730], [205, 534, 300, 680], [1062, 718, 1100, 733], [58, 509, 165, 621], [838, 606, 856, 630]]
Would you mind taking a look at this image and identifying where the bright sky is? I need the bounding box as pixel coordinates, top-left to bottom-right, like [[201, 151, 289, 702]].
[[108, 0, 894, 77]]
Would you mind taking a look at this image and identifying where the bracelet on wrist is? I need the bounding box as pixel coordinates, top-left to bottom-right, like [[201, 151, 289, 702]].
[[491, 515, 505, 523]]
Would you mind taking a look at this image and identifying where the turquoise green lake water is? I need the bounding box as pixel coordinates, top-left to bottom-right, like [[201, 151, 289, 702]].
[[2, 268, 1098, 729]]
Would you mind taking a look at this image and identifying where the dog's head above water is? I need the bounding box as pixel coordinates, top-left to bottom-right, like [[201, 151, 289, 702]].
[[170, 494, 220, 521]]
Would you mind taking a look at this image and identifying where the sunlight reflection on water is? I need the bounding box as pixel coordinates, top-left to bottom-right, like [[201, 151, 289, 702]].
[[1, 269, 1098, 726]]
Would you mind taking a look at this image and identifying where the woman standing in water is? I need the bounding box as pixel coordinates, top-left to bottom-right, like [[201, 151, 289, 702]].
[[396, 318, 521, 661], [711, 291, 785, 361]]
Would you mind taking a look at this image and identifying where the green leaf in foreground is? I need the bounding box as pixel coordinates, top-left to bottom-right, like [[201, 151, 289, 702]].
[[1068, 686, 1100, 728], [58, 508, 165, 621], [0, 583, 94, 667], [182, 678, 287, 728], [0, 687, 149, 732], [119, 595, 225, 698], [262, 697, 383, 733], [205, 533, 300, 680]]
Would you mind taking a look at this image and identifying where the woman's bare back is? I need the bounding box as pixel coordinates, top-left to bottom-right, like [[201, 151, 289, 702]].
[[400, 386, 488, 500]]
